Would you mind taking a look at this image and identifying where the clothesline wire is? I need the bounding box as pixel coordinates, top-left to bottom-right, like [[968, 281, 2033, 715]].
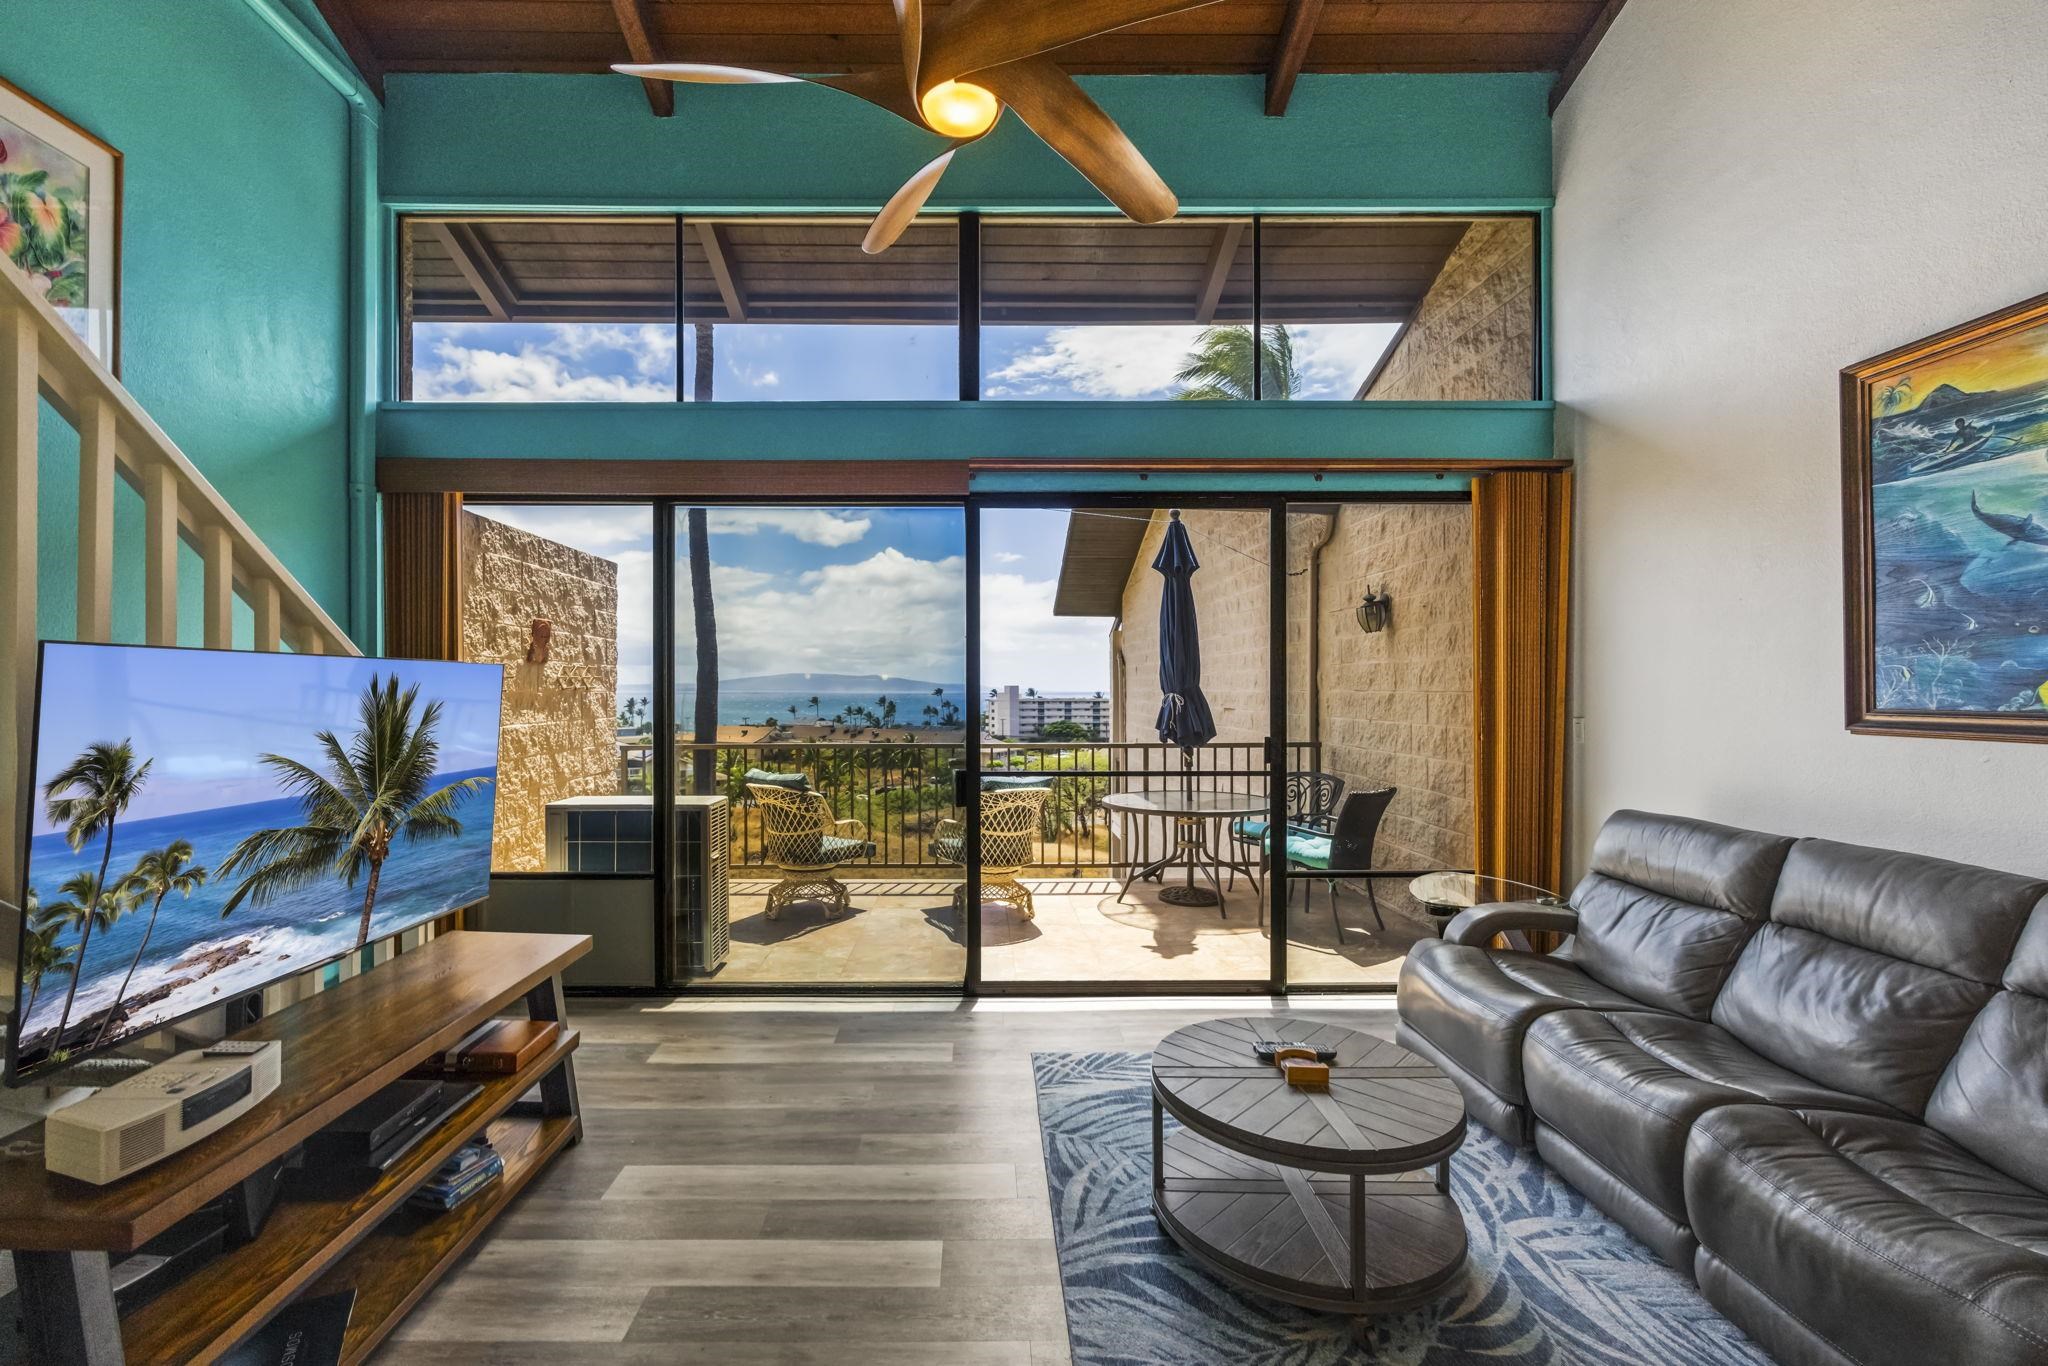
[[1066, 508, 1312, 577]]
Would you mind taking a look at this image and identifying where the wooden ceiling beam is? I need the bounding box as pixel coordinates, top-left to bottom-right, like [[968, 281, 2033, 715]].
[[309, 0, 387, 99], [1550, 0, 1627, 111], [696, 222, 748, 322], [1263, 0, 1326, 116], [424, 222, 517, 321], [1192, 221, 1246, 323], [610, 0, 675, 117]]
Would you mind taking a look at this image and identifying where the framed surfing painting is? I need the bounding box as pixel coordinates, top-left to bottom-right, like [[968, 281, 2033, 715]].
[[0, 75, 120, 372], [1843, 290, 2048, 741]]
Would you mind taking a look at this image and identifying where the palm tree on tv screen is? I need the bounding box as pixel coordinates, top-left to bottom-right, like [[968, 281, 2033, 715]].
[[42, 740, 152, 1047], [218, 675, 490, 949], [38, 869, 141, 1052], [90, 841, 208, 1051], [1173, 324, 1298, 401], [19, 909, 77, 1034]]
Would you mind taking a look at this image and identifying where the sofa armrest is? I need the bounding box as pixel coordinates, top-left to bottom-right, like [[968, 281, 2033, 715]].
[[1443, 899, 1578, 947]]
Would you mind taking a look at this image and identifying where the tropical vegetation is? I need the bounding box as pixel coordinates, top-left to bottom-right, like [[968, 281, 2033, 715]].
[[1173, 324, 1298, 401], [40, 740, 152, 1050], [0, 165, 88, 306], [219, 675, 491, 947], [90, 842, 208, 1051]]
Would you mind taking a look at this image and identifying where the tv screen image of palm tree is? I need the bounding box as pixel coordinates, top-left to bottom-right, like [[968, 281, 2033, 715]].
[[10, 644, 502, 1077]]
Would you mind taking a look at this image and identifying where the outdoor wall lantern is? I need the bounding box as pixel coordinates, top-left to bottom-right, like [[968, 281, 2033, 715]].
[[527, 618, 553, 664], [1355, 587, 1393, 634]]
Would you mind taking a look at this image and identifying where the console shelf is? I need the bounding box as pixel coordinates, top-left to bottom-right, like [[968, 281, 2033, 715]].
[[0, 929, 591, 1365]]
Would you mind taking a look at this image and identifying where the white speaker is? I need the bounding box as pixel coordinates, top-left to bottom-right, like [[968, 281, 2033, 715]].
[[43, 1041, 281, 1184]]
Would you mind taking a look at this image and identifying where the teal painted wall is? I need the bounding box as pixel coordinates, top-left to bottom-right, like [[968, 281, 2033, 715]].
[[382, 72, 1552, 210], [2, 0, 354, 640]]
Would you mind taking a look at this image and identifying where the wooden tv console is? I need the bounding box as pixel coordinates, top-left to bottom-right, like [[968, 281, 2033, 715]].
[[0, 929, 590, 1364]]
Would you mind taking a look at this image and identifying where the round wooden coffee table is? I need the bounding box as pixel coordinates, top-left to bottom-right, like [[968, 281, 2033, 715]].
[[1150, 1016, 1468, 1318]]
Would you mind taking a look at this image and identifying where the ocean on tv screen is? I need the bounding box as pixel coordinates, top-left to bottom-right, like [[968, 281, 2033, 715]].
[[12, 645, 502, 1076]]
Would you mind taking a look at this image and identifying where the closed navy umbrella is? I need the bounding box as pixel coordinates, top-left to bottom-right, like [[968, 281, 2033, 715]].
[[1153, 510, 1217, 756]]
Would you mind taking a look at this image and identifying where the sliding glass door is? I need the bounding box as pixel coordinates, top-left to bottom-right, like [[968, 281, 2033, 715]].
[[666, 503, 969, 989]]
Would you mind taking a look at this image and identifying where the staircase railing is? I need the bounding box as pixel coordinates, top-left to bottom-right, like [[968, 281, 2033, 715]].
[[0, 257, 358, 900]]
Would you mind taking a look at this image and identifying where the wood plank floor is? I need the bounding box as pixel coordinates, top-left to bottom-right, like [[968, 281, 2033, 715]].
[[373, 994, 1401, 1364]]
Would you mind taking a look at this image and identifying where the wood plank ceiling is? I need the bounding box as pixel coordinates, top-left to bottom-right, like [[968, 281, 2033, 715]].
[[315, 1, 1626, 113]]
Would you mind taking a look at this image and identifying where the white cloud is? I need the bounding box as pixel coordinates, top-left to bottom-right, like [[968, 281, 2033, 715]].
[[681, 547, 967, 682], [468, 504, 650, 553], [1287, 323, 1402, 399], [413, 323, 677, 402], [705, 508, 872, 547], [986, 325, 1204, 399], [993, 551, 1024, 564], [979, 570, 1114, 694]]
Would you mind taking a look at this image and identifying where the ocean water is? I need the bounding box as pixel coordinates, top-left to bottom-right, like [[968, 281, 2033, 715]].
[[628, 689, 970, 728], [13, 768, 495, 1064]]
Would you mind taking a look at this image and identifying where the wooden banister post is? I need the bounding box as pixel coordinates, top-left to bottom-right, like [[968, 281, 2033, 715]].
[[143, 463, 179, 647], [201, 525, 235, 649], [0, 302, 37, 899], [253, 579, 283, 652], [76, 393, 116, 642]]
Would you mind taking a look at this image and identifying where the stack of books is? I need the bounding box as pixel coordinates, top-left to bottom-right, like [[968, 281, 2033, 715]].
[[408, 1139, 503, 1214]]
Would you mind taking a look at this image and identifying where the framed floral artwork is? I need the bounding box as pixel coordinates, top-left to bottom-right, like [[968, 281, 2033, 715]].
[[1843, 290, 2048, 741], [0, 75, 120, 372]]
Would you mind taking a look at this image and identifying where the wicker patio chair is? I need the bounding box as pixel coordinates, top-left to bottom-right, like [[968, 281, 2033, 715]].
[[933, 786, 1051, 919], [748, 783, 874, 919]]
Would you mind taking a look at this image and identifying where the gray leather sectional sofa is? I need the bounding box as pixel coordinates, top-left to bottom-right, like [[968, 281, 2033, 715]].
[[1396, 809, 2048, 1366]]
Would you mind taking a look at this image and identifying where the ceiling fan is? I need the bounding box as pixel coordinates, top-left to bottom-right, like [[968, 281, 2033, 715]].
[[616, 0, 1226, 254]]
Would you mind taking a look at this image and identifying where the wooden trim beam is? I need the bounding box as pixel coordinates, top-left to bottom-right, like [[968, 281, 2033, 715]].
[[1265, 0, 1326, 117], [307, 0, 386, 100], [424, 221, 516, 323], [696, 222, 748, 322], [1192, 221, 1246, 324], [1550, 0, 1627, 112], [379, 457, 971, 499], [609, 0, 674, 117]]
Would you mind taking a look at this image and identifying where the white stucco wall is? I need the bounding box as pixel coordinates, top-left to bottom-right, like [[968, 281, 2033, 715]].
[[1554, 0, 2048, 874]]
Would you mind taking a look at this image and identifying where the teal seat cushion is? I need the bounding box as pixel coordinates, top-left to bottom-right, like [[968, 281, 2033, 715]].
[[1285, 832, 1333, 869], [932, 835, 966, 865], [1232, 818, 1270, 841], [745, 768, 809, 791], [982, 775, 1054, 791], [819, 835, 875, 862]]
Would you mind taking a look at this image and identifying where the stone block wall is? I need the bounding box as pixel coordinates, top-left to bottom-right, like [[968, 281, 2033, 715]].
[[1363, 218, 1537, 401], [459, 511, 621, 871]]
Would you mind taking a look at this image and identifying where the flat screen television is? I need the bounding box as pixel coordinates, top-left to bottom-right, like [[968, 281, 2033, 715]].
[[6, 643, 503, 1083]]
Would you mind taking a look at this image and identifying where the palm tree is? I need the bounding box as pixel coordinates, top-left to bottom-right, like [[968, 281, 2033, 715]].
[[42, 740, 152, 1046], [219, 675, 490, 948], [687, 506, 719, 796], [90, 842, 208, 1051], [1878, 376, 1914, 414], [808, 694, 822, 719], [1172, 323, 1297, 401], [18, 906, 76, 1033], [38, 869, 140, 1051]]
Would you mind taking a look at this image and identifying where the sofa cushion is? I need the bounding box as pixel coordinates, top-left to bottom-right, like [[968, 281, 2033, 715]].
[[1925, 899, 2048, 1191], [1712, 840, 2046, 1114], [1395, 938, 1649, 1110], [1565, 810, 1794, 1018], [1687, 1104, 2048, 1366], [1522, 1009, 1897, 1228]]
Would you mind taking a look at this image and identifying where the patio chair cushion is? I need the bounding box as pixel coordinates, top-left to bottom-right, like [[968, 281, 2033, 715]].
[[1284, 832, 1333, 868], [932, 835, 965, 866], [817, 835, 875, 863], [744, 768, 809, 791], [1231, 818, 1270, 842], [982, 775, 1053, 791]]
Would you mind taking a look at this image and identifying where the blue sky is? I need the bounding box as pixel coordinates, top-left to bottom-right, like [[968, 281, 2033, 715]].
[[470, 503, 1117, 702], [411, 318, 1399, 403], [31, 646, 502, 834]]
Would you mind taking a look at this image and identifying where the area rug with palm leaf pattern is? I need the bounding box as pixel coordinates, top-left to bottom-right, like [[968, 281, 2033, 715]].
[[1032, 1051, 1771, 1366]]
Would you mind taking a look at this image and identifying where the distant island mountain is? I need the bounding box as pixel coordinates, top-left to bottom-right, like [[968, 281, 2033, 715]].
[[721, 672, 961, 692], [1916, 382, 1976, 411]]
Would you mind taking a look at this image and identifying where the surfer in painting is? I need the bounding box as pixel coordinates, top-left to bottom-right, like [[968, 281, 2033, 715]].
[[1969, 491, 2048, 546]]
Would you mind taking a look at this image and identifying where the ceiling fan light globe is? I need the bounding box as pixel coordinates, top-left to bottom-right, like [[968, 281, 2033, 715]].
[[919, 81, 1001, 138]]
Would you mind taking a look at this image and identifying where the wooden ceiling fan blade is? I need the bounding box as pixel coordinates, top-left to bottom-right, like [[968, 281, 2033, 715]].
[[863, 147, 959, 255], [975, 58, 1177, 223], [612, 63, 806, 85], [923, 0, 1224, 87], [894, 0, 924, 109], [815, 67, 926, 127]]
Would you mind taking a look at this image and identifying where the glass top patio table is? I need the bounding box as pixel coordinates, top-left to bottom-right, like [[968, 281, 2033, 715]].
[[1099, 788, 1268, 818]]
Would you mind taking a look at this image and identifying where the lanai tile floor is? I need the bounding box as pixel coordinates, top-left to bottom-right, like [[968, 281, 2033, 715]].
[[715, 876, 1440, 987]]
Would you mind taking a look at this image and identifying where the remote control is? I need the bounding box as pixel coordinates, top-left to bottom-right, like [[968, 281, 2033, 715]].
[[202, 1040, 273, 1057]]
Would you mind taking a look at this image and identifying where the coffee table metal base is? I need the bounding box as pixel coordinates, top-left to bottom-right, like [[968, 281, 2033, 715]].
[[1151, 1101, 1468, 1318]]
